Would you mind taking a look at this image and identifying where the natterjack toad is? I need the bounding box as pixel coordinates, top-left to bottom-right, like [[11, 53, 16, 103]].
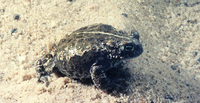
[[36, 24, 143, 94]]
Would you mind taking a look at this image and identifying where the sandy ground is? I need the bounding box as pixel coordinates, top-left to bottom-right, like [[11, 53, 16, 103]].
[[0, 0, 200, 102]]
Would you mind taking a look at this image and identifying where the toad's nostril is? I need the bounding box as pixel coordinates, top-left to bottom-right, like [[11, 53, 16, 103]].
[[131, 30, 140, 39]]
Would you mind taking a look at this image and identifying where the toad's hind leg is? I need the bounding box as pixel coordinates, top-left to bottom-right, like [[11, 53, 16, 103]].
[[90, 60, 124, 95], [36, 54, 56, 84]]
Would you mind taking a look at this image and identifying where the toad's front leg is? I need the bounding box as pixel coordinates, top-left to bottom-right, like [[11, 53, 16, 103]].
[[90, 60, 124, 94]]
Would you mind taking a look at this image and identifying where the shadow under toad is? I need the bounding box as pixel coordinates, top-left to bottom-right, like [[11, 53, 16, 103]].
[[53, 62, 133, 97]]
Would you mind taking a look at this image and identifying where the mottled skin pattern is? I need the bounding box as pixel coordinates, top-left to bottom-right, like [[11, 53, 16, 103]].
[[36, 24, 143, 94]]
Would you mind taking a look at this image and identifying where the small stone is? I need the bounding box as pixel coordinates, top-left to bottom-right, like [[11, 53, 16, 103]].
[[186, 83, 190, 87], [150, 99, 154, 103], [165, 95, 174, 100], [165, 35, 170, 38], [122, 13, 128, 18], [67, 0, 73, 2], [13, 14, 20, 20], [0, 9, 5, 13], [184, 3, 189, 6], [194, 52, 198, 57], [171, 65, 177, 70], [197, 57, 200, 63], [11, 28, 17, 34], [177, 69, 181, 73], [187, 19, 197, 24]]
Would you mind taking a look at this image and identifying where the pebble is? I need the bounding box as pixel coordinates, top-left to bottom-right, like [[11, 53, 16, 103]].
[[194, 52, 198, 57], [13, 14, 20, 20], [150, 99, 154, 103], [187, 19, 197, 24], [197, 57, 200, 63], [122, 13, 128, 18], [164, 95, 174, 100], [11, 28, 17, 34], [170, 65, 177, 70], [0, 9, 5, 13], [186, 83, 190, 87], [177, 69, 181, 73]]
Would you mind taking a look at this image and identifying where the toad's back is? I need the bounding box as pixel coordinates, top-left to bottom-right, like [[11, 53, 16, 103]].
[[55, 24, 134, 59]]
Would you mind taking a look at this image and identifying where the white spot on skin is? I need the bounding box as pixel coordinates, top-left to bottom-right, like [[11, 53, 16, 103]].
[[68, 49, 78, 56]]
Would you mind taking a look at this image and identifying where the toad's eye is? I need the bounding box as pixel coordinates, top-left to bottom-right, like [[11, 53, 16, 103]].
[[124, 45, 134, 51]]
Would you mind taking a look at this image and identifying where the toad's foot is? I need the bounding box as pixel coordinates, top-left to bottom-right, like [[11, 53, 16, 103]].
[[36, 54, 55, 85]]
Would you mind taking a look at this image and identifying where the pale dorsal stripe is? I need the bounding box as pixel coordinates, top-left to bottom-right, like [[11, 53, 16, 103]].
[[73, 31, 130, 39]]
